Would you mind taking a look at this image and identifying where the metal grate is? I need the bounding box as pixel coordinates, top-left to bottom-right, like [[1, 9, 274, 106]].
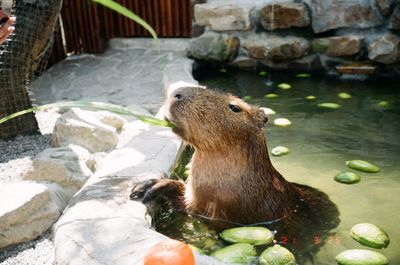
[[0, 0, 62, 139]]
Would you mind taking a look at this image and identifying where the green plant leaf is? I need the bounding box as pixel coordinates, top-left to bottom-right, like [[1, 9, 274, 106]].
[[92, 0, 159, 49], [0, 101, 175, 128]]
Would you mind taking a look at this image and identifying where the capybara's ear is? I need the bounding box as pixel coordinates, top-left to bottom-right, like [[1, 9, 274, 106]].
[[254, 108, 268, 128]]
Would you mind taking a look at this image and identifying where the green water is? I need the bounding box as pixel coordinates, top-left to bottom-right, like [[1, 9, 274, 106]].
[[156, 71, 400, 264]]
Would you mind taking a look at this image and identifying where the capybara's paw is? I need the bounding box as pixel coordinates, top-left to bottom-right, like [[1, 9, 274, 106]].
[[130, 179, 184, 204], [130, 179, 159, 201]]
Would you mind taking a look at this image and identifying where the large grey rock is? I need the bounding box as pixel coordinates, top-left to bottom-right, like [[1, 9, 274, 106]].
[[389, 5, 400, 29], [186, 32, 240, 62], [52, 108, 122, 153], [368, 34, 400, 64], [0, 182, 69, 249], [194, 3, 252, 31], [24, 145, 93, 191], [311, 36, 364, 57], [259, 2, 310, 30], [305, 0, 384, 33], [53, 104, 182, 264], [243, 35, 310, 62], [375, 0, 394, 15]]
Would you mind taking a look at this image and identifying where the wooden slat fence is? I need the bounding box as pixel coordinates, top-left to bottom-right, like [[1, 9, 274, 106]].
[[49, 0, 193, 65]]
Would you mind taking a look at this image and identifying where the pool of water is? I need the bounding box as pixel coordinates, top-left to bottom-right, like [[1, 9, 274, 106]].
[[155, 70, 400, 264]]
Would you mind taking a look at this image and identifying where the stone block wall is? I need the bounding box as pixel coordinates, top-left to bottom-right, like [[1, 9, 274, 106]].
[[187, 0, 400, 75]]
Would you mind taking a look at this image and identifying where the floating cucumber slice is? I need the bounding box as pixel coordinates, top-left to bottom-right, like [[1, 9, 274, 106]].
[[211, 243, 256, 264], [350, 223, 390, 249], [346, 160, 380, 173], [220, 227, 274, 246], [335, 249, 388, 265], [259, 245, 296, 265], [334, 172, 361, 184]]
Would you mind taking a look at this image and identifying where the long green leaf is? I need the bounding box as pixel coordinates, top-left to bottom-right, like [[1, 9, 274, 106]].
[[92, 0, 159, 49], [0, 101, 175, 128]]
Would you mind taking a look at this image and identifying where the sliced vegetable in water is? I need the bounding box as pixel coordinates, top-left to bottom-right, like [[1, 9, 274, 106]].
[[219, 227, 274, 246], [259, 245, 296, 265], [259, 71, 268, 76], [273, 118, 291, 127], [219, 68, 228, 73], [317, 102, 341, 109], [271, 146, 290, 157], [243, 96, 253, 101], [278, 83, 292, 90], [211, 243, 256, 265], [334, 172, 361, 184], [350, 223, 390, 249], [338, 92, 352, 99], [295, 73, 310, 78], [265, 93, 279, 99], [0, 101, 175, 128], [377, 101, 389, 107], [346, 160, 380, 173], [261, 107, 276, 115], [335, 249, 388, 265], [305, 95, 316, 100]]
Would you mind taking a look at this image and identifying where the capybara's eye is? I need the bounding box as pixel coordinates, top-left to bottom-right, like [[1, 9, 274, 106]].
[[174, 93, 183, 101], [229, 104, 241, 113]]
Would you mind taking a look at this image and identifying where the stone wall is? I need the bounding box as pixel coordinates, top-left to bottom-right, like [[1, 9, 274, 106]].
[[187, 0, 400, 76]]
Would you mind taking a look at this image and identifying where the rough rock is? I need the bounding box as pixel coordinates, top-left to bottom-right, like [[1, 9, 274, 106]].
[[305, 0, 384, 33], [368, 34, 400, 64], [228, 55, 258, 69], [311, 36, 364, 57], [0, 182, 69, 249], [186, 32, 240, 62], [243, 35, 310, 62], [194, 3, 252, 31], [52, 108, 120, 153], [375, 0, 394, 15], [24, 145, 93, 191], [259, 2, 310, 30], [389, 5, 400, 29]]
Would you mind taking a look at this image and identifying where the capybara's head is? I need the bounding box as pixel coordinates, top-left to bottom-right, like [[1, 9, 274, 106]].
[[165, 87, 268, 151]]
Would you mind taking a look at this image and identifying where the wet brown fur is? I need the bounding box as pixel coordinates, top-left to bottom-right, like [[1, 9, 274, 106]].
[[131, 86, 339, 229]]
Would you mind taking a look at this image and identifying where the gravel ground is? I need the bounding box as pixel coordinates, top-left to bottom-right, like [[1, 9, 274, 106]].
[[0, 112, 56, 264], [0, 230, 54, 265], [0, 134, 51, 182]]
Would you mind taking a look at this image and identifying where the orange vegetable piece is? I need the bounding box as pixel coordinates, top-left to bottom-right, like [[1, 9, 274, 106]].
[[144, 239, 195, 265]]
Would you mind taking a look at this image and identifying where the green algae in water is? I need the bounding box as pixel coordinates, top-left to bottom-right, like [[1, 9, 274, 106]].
[[350, 223, 390, 249], [335, 249, 388, 265], [220, 227, 274, 245]]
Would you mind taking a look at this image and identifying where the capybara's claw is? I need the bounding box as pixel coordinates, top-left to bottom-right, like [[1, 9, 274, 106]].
[[129, 179, 159, 200]]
